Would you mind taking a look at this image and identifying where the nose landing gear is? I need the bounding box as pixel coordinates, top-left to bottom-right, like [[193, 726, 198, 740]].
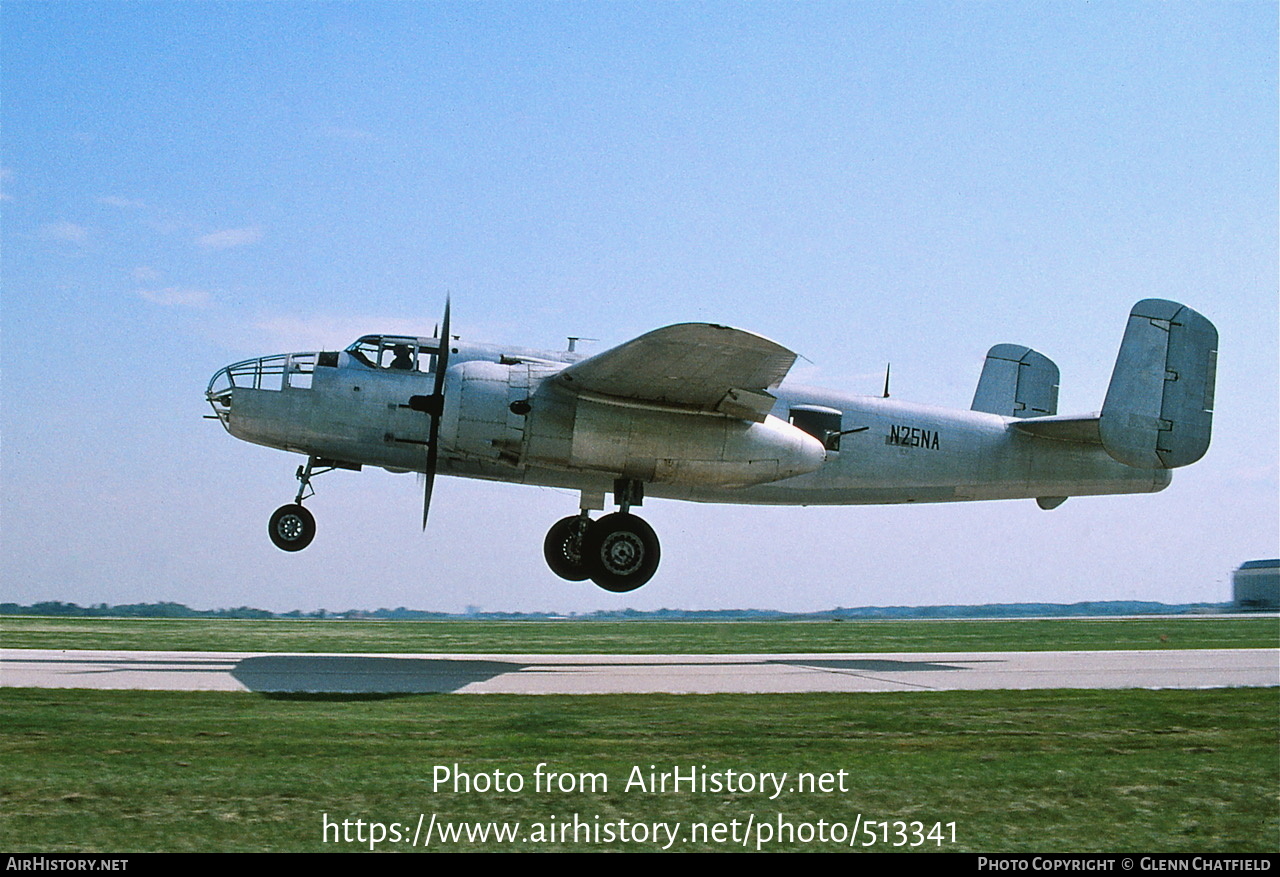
[[268, 503, 315, 552], [544, 480, 660, 592], [267, 456, 357, 552]]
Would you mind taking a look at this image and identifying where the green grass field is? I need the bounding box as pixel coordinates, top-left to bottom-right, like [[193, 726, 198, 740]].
[[1, 687, 1276, 853], [3, 616, 1276, 852], [2, 615, 1276, 654]]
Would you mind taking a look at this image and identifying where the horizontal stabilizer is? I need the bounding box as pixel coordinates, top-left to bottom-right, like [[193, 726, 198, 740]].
[[972, 344, 1059, 418], [1099, 299, 1217, 469], [1010, 413, 1102, 444]]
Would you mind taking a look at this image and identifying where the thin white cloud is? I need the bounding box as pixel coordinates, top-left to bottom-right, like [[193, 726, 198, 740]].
[[133, 266, 163, 282], [98, 195, 147, 209], [41, 221, 90, 245], [198, 226, 262, 250], [138, 286, 211, 308], [0, 167, 12, 201]]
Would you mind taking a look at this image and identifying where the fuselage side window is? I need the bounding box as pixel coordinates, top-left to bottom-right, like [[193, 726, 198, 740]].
[[790, 406, 844, 452], [286, 352, 315, 390]]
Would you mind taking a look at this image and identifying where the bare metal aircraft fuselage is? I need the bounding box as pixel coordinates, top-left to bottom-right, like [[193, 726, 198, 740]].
[[207, 299, 1215, 592]]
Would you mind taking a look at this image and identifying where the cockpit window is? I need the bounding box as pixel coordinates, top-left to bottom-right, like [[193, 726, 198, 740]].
[[346, 335, 440, 373]]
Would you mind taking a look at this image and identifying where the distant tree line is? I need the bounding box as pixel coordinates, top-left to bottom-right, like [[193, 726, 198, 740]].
[[0, 600, 1231, 620], [0, 601, 277, 619]]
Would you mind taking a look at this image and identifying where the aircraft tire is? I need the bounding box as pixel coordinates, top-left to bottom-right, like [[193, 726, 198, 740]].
[[268, 503, 316, 552], [582, 513, 660, 592], [543, 516, 593, 581]]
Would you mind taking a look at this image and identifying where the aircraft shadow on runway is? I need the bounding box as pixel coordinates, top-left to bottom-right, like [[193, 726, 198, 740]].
[[769, 659, 981, 672], [231, 655, 530, 695], [228, 655, 984, 696]]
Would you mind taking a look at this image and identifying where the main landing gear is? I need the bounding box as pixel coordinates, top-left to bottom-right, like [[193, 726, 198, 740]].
[[543, 480, 660, 592]]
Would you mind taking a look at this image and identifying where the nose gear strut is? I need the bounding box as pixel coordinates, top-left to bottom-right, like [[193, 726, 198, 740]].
[[267, 456, 359, 552]]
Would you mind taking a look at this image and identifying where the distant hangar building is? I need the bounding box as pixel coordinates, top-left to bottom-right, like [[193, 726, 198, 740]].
[[1233, 559, 1279, 611]]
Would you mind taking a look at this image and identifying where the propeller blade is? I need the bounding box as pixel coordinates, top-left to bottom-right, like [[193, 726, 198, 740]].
[[434, 297, 451, 396], [422, 297, 451, 529], [422, 422, 439, 529]]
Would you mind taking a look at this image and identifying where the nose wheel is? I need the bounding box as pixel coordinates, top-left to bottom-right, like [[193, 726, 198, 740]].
[[267, 456, 346, 552], [269, 503, 316, 552]]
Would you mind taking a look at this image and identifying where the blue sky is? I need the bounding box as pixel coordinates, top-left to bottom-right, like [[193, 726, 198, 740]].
[[3, 2, 1276, 613]]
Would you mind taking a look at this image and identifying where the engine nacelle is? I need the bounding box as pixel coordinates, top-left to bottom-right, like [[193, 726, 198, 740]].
[[442, 361, 826, 487], [441, 360, 528, 465], [563, 398, 825, 487]]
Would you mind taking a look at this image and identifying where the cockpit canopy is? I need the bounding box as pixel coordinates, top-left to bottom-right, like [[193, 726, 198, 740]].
[[345, 335, 441, 373]]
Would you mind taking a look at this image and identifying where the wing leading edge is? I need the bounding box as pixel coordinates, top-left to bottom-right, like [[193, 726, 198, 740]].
[[555, 323, 798, 422]]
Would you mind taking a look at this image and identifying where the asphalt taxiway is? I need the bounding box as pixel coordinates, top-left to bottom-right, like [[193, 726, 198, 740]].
[[2, 648, 1276, 694]]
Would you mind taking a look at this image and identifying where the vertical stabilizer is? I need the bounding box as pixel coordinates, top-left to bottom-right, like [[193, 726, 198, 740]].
[[1099, 299, 1217, 469], [972, 344, 1059, 418]]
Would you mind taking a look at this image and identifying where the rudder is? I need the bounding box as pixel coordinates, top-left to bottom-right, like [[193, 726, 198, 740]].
[[1099, 299, 1217, 469], [972, 344, 1059, 418]]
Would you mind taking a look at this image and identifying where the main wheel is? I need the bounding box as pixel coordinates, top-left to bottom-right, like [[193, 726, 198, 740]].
[[543, 515, 593, 581], [268, 503, 315, 552], [581, 513, 660, 592]]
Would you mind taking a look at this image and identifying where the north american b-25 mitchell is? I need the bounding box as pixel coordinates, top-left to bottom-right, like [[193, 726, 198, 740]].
[[206, 299, 1216, 592]]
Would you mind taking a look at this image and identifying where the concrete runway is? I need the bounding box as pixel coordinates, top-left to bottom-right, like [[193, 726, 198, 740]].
[[2, 648, 1276, 694]]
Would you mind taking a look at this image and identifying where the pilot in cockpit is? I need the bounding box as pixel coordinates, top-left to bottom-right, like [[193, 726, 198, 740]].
[[390, 344, 414, 370]]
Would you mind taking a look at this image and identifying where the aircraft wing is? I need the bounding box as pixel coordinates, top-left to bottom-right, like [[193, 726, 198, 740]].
[[555, 323, 797, 422]]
